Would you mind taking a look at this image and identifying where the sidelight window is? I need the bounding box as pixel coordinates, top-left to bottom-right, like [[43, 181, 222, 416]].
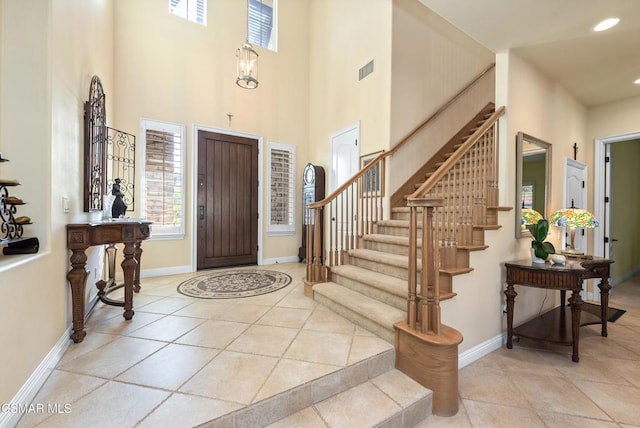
[[141, 119, 185, 239], [268, 142, 295, 235]]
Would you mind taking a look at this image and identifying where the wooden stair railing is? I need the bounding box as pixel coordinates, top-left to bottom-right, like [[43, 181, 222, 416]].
[[304, 64, 497, 290], [395, 105, 505, 417], [303, 61, 503, 416], [304, 151, 388, 289]]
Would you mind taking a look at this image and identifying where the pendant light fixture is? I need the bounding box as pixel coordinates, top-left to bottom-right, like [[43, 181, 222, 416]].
[[236, 0, 259, 89]]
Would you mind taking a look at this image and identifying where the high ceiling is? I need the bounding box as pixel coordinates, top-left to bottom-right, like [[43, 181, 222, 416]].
[[418, 0, 640, 107]]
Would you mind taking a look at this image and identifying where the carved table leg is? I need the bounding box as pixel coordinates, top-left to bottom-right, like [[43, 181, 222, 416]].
[[106, 243, 117, 282], [121, 242, 137, 320], [133, 241, 142, 293], [598, 276, 612, 337], [504, 282, 517, 349], [67, 248, 89, 343], [569, 289, 583, 363]]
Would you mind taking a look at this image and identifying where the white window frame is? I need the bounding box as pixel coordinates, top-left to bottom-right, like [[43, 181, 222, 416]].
[[169, 0, 207, 26], [267, 141, 296, 235], [140, 119, 186, 240], [248, 0, 277, 52]]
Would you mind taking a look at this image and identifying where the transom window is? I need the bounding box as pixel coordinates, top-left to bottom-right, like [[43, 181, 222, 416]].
[[248, 0, 277, 51], [169, 0, 207, 26]]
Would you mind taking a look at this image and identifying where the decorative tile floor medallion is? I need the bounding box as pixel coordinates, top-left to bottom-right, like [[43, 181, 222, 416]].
[[177, 270, 292, 299]]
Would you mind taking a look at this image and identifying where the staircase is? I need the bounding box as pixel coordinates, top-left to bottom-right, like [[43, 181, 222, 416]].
[[312, 106, 507, 346], [303, 65, 506, 416]]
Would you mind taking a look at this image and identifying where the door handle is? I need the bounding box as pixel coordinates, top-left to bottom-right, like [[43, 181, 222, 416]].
[[199, 205, 205, 220]]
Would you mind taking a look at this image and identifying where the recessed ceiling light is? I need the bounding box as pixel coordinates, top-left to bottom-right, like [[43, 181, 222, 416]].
[[593, 17, 620, 32], [634, 78, 640, 85]]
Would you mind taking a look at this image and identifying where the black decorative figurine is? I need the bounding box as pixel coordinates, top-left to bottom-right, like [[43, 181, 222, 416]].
[[111, 178, 128, 218]]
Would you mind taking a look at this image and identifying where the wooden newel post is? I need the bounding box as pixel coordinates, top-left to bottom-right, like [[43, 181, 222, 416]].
[[395, 197, 463, 417], [305, 220, 312, 282], [421, 204, 441, 335], [312, 208, 323, 282], [408, 205, 418, 329]]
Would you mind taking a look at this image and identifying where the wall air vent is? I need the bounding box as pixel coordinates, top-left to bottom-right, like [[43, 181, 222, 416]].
[[358, 59, 374, 81]]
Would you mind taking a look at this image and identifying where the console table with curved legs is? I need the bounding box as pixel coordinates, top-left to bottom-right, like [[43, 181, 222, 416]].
[[504, 257, 613, 362], [66, 220, 152, 343]]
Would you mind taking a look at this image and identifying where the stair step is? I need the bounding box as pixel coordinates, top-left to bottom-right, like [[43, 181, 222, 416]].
[[347, 248, 421, 282], [441, 267, 474, 276], [331, 264, 409, 310], [267, 369, 432, 428], [207, 347, 399, 427], [313, 282, 406, 343], [362, 233, 422, 257]]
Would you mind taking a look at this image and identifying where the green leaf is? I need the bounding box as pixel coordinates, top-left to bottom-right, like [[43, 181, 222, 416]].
[[541, 241, 555, 255], [534, 219, 549, 242], [534, 246, 548, 259]]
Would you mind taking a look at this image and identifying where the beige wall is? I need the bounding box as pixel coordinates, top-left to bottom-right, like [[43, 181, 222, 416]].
[[113, 0, 310, 268], [0, 0, 114, 406], [307, 0, 392, 169], [389, 0, 494, 195], [440, 50, 589, 352]]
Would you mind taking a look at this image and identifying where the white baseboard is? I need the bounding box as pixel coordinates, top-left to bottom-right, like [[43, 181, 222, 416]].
[[0, 328, 72, 428], [262, 256, 300, 265], [458, 333, 505, 369], [0, 295, 101, 428], [140, 265, 193, 278]]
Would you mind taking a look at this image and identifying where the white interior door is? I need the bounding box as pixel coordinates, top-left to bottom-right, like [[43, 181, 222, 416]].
[[330, 123, 360, 192], [563, 158, 587, 253], [330, 122, 360, 248]]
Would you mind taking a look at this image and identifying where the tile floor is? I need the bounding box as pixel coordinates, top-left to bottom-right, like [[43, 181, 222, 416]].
[[15, 265, 640, 427]]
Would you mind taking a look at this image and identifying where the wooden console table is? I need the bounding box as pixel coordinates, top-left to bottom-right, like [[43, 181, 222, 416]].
[[504, 257, 613, 362], [66, 219, 152, 343]]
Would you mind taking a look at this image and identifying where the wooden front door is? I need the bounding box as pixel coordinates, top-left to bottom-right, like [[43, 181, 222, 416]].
[[197, 131, 258, 269]]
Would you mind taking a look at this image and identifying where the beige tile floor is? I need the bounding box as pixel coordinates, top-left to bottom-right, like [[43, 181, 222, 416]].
[[418, 273, 640, 428], [16, 265, 640, 427]]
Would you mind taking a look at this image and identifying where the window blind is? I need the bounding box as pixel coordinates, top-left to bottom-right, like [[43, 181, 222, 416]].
[[269, 142, 295, 234], [248, 0, 275, 50], [144, 128, 183, 230], [170, 0, 206, 25]]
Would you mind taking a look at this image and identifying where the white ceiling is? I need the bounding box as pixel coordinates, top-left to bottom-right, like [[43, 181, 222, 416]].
[[418, 0, 640, 107]]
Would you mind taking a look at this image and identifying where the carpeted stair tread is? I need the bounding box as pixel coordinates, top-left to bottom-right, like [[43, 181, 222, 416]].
[[377, 219, 414, 228], [331, 264, 408, 298], [348, 248, 414, 269], [314, 282, 406, 331], [363, 233, 422, 248]]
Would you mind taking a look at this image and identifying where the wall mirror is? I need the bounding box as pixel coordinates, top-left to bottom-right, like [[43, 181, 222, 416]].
[[516, 132, 551, 238]]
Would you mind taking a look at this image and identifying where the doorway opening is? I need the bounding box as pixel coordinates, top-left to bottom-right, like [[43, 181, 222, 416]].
[[594, 132, 640, 285]]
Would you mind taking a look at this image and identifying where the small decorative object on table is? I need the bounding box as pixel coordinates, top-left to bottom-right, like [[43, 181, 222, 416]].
[[111, 178, 128, 218], [549, 254, 566, 265], [526, 219, 555, 263]]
